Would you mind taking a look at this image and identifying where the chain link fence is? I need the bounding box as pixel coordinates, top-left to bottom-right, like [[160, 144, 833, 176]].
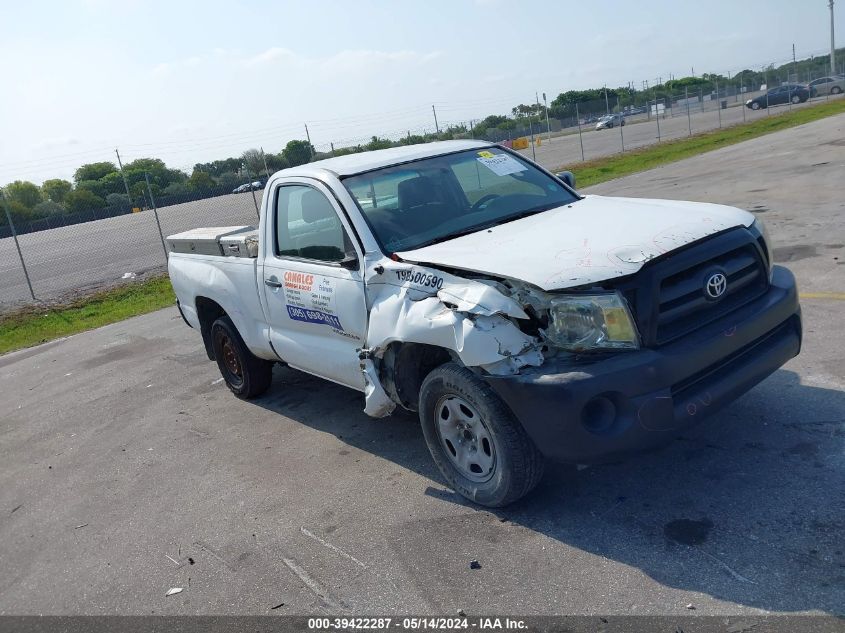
[[2, 54, 843, 312]]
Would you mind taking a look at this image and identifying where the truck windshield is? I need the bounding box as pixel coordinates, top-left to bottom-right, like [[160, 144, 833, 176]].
[[342, 148, 578, 252]]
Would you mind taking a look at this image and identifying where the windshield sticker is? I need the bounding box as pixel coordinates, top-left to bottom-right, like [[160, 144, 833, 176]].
[[477, 153, 527, 177], [477, 150, 495, 158]]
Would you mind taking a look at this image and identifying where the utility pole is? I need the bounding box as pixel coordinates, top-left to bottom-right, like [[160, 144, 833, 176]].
[[304, 124, 314, 160], [831, 0, 837, 76], [542, 92, 551, 141], [260, 146, 270, 179], [432, 105, 440, 134], [115, 148, 132, 202]]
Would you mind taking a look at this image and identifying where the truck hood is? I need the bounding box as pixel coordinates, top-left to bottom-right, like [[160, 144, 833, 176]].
[[396, 195, 755, 291]]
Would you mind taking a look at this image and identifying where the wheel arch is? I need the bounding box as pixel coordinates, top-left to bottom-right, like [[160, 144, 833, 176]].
[[379, 342, 454, 412], [196, 296, 227, 360]]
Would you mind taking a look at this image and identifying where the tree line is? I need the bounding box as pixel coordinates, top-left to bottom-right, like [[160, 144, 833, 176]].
[[0, 140, 319, 226]]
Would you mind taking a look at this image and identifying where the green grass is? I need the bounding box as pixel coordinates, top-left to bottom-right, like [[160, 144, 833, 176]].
[[555, 99, 845, 188], [0, 276, 176, 355]]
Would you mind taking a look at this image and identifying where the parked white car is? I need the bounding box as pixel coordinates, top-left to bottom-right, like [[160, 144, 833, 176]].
[[596, 113, 625, 129], [168, 140, 801, 507]]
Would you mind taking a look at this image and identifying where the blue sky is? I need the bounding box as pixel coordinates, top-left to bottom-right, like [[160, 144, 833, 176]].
[[0, 0, 840, 183]]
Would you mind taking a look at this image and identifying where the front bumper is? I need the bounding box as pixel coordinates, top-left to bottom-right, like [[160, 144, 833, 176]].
[[484, 266, 801, 463]]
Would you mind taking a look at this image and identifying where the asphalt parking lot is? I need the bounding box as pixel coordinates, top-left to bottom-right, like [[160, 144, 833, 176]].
[[515, 92, 841, 168], [1, 115, 843, 616]]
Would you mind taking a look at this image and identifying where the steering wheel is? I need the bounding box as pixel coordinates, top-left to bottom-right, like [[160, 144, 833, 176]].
[[471, 194, 500, 211]]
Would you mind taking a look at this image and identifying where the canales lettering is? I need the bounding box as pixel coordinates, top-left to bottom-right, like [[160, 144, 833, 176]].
[[283, 271, 314, 291]]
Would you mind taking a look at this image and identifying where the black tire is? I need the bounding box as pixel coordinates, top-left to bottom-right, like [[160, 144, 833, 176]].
[[791, 94, 801, 104], [831, 86, 841, 95], [418, 363, 544, 507], [751, 101, 761, 110], [211, 316, 273, 399]]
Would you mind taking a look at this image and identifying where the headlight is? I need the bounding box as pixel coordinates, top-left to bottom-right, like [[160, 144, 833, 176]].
[[751, 218, 774, 280], [546, 292, 639, 352]]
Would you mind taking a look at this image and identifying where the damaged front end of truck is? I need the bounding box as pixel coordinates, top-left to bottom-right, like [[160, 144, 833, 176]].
[[357, 256, 638, 419]]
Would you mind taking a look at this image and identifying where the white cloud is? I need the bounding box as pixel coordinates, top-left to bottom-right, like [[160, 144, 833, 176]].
[[151, 55, 205, 77], [35, 137, 81, 150], [241, 47, 442, 73]]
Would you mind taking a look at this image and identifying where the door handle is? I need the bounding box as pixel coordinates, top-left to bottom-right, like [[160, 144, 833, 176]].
[[264, 278, 282, 288]]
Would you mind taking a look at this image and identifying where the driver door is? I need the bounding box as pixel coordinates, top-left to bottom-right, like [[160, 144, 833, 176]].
[[258, 179, 368, 389]]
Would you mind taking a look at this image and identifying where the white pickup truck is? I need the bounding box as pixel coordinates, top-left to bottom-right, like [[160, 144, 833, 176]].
[[168, 140, 801, 507]]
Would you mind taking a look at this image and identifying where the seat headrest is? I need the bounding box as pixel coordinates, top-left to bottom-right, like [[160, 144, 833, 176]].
[[301, 189, 337, 223], [398, 175, 438, 210]]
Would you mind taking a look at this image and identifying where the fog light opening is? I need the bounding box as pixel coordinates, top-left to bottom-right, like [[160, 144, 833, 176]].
[[581, 396, 618, 434]]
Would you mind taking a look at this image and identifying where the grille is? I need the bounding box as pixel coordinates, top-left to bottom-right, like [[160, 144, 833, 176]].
[[655, 243, 767, 343], [616, 228, 770, 347]]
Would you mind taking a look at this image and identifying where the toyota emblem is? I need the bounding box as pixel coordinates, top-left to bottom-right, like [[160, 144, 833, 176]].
[[705, 272, 727, 299]]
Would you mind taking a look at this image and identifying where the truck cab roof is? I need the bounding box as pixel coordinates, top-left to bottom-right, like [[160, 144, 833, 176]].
[[275, 140, 495, 179]]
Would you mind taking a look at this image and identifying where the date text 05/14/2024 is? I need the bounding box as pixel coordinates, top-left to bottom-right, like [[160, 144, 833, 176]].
[[307, 618, 528, 630]]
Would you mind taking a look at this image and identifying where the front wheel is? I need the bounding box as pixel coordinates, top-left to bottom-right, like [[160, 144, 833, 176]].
[[419, 363, 544, 507], [211, 316, 273, 399], [750, 102, 761, 110], [831, 86, 842, 95]]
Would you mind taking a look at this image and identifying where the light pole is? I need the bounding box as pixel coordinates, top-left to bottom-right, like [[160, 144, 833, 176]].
[[542, 92, 551, 141], [831, 0, 837, 76]]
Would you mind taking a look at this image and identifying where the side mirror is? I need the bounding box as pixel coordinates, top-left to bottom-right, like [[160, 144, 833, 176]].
[[556, 171, 576, 189], [339, 253, 359, 271]]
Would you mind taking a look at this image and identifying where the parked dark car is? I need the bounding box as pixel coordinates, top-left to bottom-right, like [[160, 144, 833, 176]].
[[746, 84, 809, 110]]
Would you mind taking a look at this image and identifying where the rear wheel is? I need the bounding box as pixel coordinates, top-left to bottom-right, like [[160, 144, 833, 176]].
[[831, 86, 842, 95], [419, 363, 544, 507], [211, 316, 273, 399], [791, 94, 801, 104]]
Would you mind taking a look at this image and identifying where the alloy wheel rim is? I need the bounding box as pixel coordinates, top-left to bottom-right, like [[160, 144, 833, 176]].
[[435, 395, 496, 483]]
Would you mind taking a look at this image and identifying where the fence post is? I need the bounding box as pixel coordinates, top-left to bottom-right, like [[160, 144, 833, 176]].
[[0, 189, 36, 300], [654, 87, 661, 141], [575, 103, 585, 161], [619, 111, 624, 152], [243, 163, 260, 217], [716, 79, 722, 128], [685, 87, 692, 136], [144, 173, 169, 262]]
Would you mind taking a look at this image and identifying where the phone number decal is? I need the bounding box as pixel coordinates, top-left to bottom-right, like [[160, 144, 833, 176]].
[[287, 305, 344, 331], [395, 269, 444, 289]]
